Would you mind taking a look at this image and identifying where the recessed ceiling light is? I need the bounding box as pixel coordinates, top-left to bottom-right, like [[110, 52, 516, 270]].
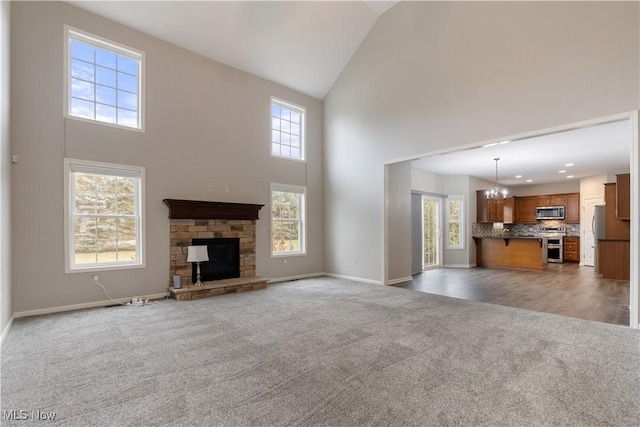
[[559, 170, 567, 174], [567, 175, 574, 179], [515, 175, 522, 178], [526, 179, 533, 183], [482, 142, 499, 148], [565, 163, 574, 167]]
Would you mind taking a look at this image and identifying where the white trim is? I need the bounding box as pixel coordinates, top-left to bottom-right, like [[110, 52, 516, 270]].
[[323, 272, 383, 286], [382, 111, 639, 329], [13, 292, 168, 319], [64, 158, 146, 274], [63, 25, 145, 133], [388, 276, 412, 285], [0, 315, 14, 347], [267, 272, 325, 283]]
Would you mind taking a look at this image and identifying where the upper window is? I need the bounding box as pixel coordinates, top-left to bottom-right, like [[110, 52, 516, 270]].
[[271, 98, 305, 161], [447, 196, 465, 249], [65, 26, 144, 131], [271, 184, 306, 256], [64, 159, 145, 273]]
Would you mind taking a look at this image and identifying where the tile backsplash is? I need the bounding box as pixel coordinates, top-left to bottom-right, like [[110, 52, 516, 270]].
[[472, 221, 580, 237]]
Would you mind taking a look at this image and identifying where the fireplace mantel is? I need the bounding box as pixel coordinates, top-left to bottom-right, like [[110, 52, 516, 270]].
[[163, 199, 264, 220]]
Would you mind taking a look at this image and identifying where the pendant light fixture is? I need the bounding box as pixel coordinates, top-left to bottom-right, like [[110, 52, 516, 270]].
[[486, 157, 508, 200]]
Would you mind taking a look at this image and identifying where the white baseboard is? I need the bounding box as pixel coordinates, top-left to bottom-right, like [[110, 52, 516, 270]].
[[268, 272, 325, 283], [388, 276, 413, 285], [322, 272, 382, 285], [1, 315, 14, 347], [442, 264, 476, 268], [13, 292, 169, 319]]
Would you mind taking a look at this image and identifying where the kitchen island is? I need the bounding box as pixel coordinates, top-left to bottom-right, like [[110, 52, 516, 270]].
[[474, 236, 548, 271]]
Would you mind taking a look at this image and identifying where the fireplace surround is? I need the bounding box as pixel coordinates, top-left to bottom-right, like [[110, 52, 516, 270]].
[[164, 199, 267, 300]]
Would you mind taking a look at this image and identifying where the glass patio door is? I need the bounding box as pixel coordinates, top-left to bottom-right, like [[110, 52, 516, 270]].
[[423, 196, 442, 269]]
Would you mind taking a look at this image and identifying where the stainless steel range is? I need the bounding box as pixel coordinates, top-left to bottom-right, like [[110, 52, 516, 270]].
[[538, 226, 566, 263]]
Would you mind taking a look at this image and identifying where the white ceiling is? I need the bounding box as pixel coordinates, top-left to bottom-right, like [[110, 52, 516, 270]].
[[412, 120, 631, 187], [67, 1, 629, 183], [67, 1, 398, 100]]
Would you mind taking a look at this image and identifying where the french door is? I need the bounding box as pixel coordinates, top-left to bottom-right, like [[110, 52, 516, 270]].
[[423, 196, 442, 269]]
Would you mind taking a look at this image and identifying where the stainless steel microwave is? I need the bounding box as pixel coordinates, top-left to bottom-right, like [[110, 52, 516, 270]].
[[536, 206, 565, 220]]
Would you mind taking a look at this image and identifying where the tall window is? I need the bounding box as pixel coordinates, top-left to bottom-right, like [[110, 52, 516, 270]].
[[271, 184, 306, 256], [65, 159, 145, 272], [65, 26, 144, 131], [447, 195, 465, 249], [271, 98, 305, 161]]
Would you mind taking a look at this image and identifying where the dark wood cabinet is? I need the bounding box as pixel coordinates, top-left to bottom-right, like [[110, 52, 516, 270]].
[[563, 237, 580, 263], [604, 183, 630, 239], [477, 190, 504, 223], [537, 195, 563, 207], [515, 196, 537, 223], [503, 197, 515, 224], [616, 173, 630, 220], [563, 193, 580, 223], [598, 239, 630, 280]]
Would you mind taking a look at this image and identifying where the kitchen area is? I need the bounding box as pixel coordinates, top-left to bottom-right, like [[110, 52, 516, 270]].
[[472, 173, 630, 282]]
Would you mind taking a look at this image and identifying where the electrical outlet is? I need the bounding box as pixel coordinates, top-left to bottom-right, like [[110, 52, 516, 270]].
[[208, 184, 214, 192], [93, 275, 99, 282]]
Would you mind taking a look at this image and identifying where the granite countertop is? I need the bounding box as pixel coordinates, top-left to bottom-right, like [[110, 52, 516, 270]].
[[473, 235, 546, 239]]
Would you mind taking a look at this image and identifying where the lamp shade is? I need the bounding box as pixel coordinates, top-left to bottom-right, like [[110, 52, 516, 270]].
[[187, 246, 209, 263]]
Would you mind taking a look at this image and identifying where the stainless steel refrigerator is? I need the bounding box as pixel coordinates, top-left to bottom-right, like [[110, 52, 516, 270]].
[[592, 205, 606, 271]]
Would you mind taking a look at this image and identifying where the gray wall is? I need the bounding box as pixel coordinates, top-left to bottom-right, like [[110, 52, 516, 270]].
[[324, 1, 639, 282], [10, 2, 323, 313], [1, 0, 12, 333]]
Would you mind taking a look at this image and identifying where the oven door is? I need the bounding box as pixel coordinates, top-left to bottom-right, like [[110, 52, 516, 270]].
[[547, 238, 563, 263]]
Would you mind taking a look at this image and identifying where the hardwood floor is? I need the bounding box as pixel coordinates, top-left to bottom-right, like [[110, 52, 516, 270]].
[[395, 264, 630, 326]]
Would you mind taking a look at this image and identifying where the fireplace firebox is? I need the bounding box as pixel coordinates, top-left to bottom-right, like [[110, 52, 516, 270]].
[[191, 238, 240, 283]]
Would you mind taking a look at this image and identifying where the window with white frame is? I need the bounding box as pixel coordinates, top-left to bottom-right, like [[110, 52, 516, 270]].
[[65, 159, 145, 272], [271, 98, 305, 161], [65, 26, 144, 130], [447, 196, 465, 249], [271, 184, 306, 256]]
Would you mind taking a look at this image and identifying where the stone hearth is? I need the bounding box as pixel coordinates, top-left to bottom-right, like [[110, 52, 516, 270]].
[[164, 199, 267, 300]]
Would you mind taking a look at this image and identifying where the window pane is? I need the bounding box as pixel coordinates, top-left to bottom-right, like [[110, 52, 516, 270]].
[[280, 108, 291, 121], [71, 59, 94, 82], [272, 117, 280, 130], [96, 66, 117, 87], [116, 194, 135, 215], [281, 145, 291, 157], [95, 49, 117, 69], [449, 223, 460, 246], [117, 56, 138, 76], [280, 120, 291, 133], [272, 220, 300, 252], [70, 98, 95, 119], [117, 90, 138, 110], [116, 176, 136, 194], [75, 240, 97, 265], [97, 217, 117, 240], [290, 135, 300, 148], [97, 241, 118, 262], [271, 104, 281, 117], [96, 193, 116, 215], [74, 217, 96, 240], [291, 147, 300, 159], [291, 122, 300, 136], [272, 143, 281, 156], [96, 104, 117, 124], [281, 133, 290, 145], [118, 218, 137, 240], [71, 78, 94, 101], [96, 85, 117, 106], [71, 40, 94, 62], [118, 72, 138, 93], [75, 192, 96, 214], [117, 108, 138, 127], [272, 130, 281, 143], [290, 111, 300, 124]]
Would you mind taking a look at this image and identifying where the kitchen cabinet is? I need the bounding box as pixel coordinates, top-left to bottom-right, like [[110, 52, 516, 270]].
[[514, 196, 537, 223], [503, 197, 515, 224], [563, 193, 580, 223], [616, 173, 630, 220], [604, 183, 630, 239], [563, 237, 580, 263], [598, 239, 630, 280], [476, 190, 504, 223], [538, 195, 563, 207]]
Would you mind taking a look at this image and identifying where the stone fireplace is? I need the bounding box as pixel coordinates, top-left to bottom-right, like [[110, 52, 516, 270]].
[[164, 199, 267, 300]]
